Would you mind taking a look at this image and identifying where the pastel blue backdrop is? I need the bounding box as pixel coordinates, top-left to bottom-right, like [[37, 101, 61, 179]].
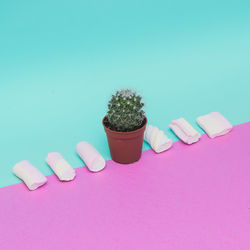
[[0, 0, 250, 187]]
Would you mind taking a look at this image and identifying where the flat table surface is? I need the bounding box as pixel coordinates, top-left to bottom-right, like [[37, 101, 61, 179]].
[[0, 1, 250, 249], [1, 123, 250, 250]]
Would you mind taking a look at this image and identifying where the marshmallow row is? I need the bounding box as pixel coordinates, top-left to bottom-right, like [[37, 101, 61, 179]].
[[145, 112, 232, 152], [13, 112, 232, 190], [13, 142, 105, 191]]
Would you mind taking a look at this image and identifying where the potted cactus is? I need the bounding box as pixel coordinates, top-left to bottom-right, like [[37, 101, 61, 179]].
[[102, 89, 147, 164]]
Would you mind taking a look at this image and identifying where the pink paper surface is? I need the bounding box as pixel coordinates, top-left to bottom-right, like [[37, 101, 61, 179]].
[[1, 123, 250, 250]]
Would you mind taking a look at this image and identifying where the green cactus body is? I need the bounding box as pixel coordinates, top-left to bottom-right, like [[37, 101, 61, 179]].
[[106, 89, 145, 132]]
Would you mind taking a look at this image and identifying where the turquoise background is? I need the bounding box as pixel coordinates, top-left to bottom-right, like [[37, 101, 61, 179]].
[[0, 0, 249, 187]]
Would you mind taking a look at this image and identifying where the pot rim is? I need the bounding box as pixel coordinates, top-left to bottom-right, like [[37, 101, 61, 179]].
[[102, 116, 147, 135]]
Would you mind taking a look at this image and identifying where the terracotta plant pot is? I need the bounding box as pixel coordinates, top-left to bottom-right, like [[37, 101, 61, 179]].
[[102, 116, 147, 164]]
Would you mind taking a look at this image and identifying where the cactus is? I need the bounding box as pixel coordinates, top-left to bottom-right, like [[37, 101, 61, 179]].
[[105, 89, 145, 132]]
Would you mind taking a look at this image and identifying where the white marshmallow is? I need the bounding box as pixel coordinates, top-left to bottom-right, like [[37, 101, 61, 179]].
[[169, 118, 200, 144], [197, 112, 232, 138], [144, 125, 172, 153], [76, 142, 106, 172], [46, 152, 76, 181], [13, 160, 47, 191]]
